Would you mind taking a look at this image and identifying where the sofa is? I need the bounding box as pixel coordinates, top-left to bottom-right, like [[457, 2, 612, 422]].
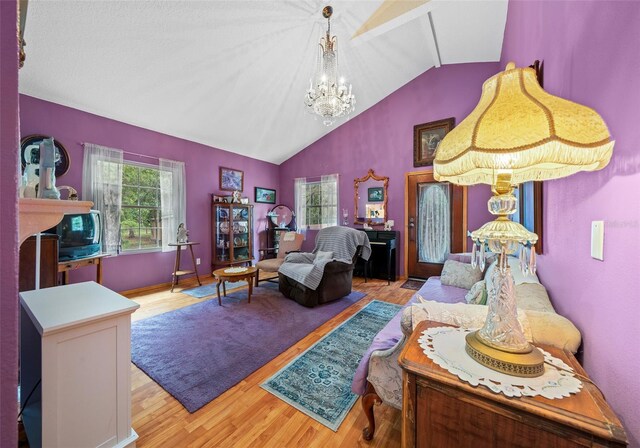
[[351, 254, 582, 440]]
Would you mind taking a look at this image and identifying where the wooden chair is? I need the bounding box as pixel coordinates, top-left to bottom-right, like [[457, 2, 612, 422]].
[[255, 231, 304, 287]]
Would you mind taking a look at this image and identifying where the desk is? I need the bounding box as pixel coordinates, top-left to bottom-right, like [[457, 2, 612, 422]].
[[58, 253, 109, 285], [399, 320, 628, 448]]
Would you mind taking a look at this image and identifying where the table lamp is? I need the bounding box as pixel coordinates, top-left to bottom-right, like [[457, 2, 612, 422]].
[[433, 62, 614, 377]]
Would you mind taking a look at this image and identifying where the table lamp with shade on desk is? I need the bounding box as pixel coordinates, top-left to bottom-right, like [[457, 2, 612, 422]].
[[433, 61, 614, 377]]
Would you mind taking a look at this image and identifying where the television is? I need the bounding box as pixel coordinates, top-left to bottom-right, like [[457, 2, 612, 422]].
[[50, 210, 102, 261]]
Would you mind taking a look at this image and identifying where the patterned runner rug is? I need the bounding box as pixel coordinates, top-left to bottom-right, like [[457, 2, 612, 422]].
[[261, 300, 401, 431]]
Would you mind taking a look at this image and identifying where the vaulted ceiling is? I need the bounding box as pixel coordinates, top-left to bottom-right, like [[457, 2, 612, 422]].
[[20, 0, 508, 164]]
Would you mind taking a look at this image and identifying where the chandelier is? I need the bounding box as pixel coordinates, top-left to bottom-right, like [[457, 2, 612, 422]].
[[304, 6, 356, 126]]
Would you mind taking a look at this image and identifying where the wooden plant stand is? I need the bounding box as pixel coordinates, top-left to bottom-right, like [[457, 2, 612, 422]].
[[169, 242, 201, 292]]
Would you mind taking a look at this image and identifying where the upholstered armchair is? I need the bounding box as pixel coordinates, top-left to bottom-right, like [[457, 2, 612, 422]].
[[278, 226, 371, 307], [255, 231, 304, 287]]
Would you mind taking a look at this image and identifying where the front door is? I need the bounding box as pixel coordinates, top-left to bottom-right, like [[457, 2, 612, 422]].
[[407, 171, 466, 279]]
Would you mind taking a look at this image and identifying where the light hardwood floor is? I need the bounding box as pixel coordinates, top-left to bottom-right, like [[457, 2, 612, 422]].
[[126, 275, 415, 448]]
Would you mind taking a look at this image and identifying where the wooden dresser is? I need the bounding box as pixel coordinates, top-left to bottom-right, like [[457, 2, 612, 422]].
[[399, 321, 628, 448]]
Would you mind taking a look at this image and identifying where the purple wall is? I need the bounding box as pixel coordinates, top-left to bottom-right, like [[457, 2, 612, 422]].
[[279, 63, 497, 271], [501, 2, 640, 445], [20, 96, 280, 292], [0, 1, 19, 446]]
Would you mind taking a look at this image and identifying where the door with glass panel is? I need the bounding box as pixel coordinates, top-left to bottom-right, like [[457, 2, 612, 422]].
[[407, 172, 466, 279]]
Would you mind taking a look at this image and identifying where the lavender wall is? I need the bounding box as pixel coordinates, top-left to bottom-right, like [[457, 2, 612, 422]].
[[0, 1, 19, 446], [501, 2, 640, 445], [279, 63, 497, 272], [20, 96, 280, 292]]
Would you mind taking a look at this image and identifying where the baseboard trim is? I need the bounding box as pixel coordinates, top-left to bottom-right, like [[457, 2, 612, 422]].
[[119, 273, 213, 297]]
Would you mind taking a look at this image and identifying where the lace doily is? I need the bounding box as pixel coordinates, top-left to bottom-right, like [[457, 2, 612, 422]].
[[224, 267, 247, 274], [418, 327, 582, 399]]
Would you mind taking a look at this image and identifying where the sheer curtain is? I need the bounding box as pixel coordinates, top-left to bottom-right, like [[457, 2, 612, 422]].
[[82, 143, 123, 255], [294, 177, 307, 237], [320, 173, 338, 228], [160, 158, 186, 252], [418, 183, 451, 263]]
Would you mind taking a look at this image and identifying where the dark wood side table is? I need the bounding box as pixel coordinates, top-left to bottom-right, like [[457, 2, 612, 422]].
[[399, 320, 628, 448], [58, 253, 109, 285], [169, 242, 202, 292]]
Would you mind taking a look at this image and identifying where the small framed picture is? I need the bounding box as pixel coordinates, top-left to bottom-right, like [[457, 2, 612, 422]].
[[219, 167, 244, 192], [367, 187, 384, 202], [413, 117, 455, 167], [255, 187, 276, 204], [365, 203, 385, 220]]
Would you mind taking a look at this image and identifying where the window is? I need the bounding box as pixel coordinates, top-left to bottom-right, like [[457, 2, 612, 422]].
[[295, 174, 338, 230], [83, 143, 186, 255], [120, 163, 163, 251]]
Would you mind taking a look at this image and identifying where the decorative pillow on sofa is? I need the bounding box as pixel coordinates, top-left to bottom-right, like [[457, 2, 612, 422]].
[[400, 300, 532, 341], [465, 280, 487, 305], [447, 252, 473, 264], [440, 260, 483, 290], [399, 301, 581, 354]]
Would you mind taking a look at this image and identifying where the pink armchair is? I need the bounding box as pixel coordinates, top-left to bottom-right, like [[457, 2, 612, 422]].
[[255, 231, 304, 287]]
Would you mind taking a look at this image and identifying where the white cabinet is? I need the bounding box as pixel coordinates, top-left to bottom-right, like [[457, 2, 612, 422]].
[[20, 282, 140, 448]]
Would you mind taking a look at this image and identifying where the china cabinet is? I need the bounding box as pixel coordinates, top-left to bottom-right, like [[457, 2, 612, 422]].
[[212, 200, 254, 268]]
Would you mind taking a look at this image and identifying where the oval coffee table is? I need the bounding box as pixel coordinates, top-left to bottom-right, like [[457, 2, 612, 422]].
[[212, 266, 258, 305]]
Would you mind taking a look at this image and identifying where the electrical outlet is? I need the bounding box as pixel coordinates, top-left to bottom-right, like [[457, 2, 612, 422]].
[[591, 221, 604, 261], [196, 258, 201, 265]]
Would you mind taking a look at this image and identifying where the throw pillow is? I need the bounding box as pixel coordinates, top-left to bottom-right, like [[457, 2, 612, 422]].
[[440, 259, 483, 290], [447, 252, 473, 264], [465, 280, 487, 305], [406, 301, 533, 341]]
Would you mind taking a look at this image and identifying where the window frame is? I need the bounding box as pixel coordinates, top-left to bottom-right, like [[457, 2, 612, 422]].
[[119, 160, 164, 254], [299, 177, 338, 231]]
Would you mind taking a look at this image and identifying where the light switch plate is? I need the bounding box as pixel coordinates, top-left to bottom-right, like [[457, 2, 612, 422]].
[[591, 221, 604, 260]]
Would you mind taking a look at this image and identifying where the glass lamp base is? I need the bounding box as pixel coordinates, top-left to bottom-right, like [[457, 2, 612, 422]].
[[465, 331, 544, 377]]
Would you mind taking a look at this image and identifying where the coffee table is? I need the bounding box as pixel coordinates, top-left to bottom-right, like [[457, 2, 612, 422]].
[[212, 266, 258, 305]]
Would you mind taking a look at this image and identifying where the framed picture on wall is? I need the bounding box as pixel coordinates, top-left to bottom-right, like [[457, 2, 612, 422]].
[[368, 187, 384, 202], [219, 167, 244, 192], [413, 117, 455, 167], [254, 187, 276, 204]]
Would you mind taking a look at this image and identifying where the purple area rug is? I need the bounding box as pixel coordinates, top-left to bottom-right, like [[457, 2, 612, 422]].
[[131, 283, 366, 413]]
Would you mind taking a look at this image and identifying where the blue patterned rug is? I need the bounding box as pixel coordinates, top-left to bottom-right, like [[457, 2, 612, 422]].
[[261, 300, 401, 431], [181, 280, 251, 298]]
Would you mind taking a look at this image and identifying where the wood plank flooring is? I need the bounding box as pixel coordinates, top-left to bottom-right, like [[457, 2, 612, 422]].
[[127, 275, 414, 447]]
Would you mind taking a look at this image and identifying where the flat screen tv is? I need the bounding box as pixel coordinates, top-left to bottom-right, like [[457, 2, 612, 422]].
[[51, 210, 102, 261]]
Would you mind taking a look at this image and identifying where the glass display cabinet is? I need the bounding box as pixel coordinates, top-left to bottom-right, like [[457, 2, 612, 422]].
[[212, 200, 254, 269]]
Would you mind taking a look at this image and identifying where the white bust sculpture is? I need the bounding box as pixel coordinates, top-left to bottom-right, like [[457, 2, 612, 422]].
[[176, 223, 189, 243]]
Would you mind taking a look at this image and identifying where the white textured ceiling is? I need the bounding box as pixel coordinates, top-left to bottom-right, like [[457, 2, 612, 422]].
[[20, 0, 508, 164]]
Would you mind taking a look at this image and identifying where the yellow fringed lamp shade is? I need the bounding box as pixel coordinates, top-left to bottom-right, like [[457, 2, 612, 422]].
[[433, 62, 614, 185]]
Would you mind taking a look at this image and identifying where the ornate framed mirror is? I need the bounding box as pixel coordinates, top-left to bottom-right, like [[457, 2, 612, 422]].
[[354, 169, 389, 226]]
